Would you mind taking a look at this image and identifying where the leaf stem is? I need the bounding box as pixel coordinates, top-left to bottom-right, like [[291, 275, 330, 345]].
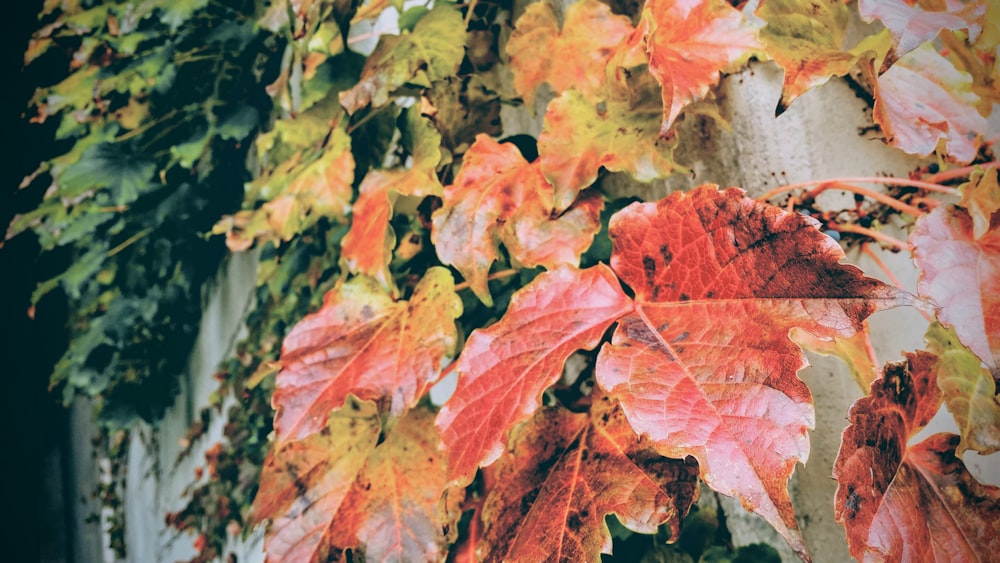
[[922, 161, 1000, 184], [758, 175, 960, 201], [453, 268, 519, 292], [833, 223, 907, 251], [860, 243, 934, 322], [107, 227, 153, 257]]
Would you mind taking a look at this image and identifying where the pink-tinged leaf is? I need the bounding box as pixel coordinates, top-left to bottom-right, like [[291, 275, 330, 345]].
[[436, 264, 633, 487], [506, 0, 633, 108], [594, 186, 910, 560], [432, 136, 605, 305], [328, 407, 461, 561], [643, 0, 761, 135], [859, 0, 987, 55], [874, 43, 988, 163], [504, 188, 604, 271], [834, 353, 1000, 561], [911, 203, 1000, 380], [274, 267, 461, 441], [479, 397, 700, 561], [251, 399, 381, 563]]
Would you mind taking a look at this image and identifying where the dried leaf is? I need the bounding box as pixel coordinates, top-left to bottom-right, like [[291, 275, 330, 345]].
[[506, 0, 632, 108], [594, 186, 910, 560], [274, 267, 461, 441], [480, 397, 700, 561], [756, 0, 857, 114], [959, 166, 1000, 239], [874, 43, 988, 163], [911, 203, 1000, 380], [858, 0, 987, 55], [834, 353, 1000, 561], [435, 264, 633, 486]]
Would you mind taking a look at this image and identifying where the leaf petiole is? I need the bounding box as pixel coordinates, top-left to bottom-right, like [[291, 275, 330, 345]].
[[453, 268, 518, 293]]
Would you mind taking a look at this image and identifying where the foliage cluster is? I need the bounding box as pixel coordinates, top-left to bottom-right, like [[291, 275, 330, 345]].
[[9, 0, 1000, 561]]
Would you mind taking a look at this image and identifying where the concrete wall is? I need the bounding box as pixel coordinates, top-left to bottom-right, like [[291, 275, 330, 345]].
[[59, 10, 999, 563]]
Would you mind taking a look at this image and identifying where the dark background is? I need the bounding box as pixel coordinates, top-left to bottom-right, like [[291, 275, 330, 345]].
[[1, 1, 74, 561]]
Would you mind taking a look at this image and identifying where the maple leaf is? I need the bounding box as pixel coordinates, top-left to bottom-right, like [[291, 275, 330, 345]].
[[593, 186, 910, 560], [858, 0, 987, 55], [834, 352, 1000, 561], [926, 322, 1000, 455], [479, 397, 700, 562], [506, 0, 633, 108], [642, 0, 761, 135], [910, 203, 1000, 380], [756, 0, 858, 114], [273, 267, 461, 441], [339, 5, 465, 114], [432, 136, 603, 305], [873, 43, 988, 164], [250, 398, 382, 562], [435, 264, 633, 486], [252, 402, 460, 562]]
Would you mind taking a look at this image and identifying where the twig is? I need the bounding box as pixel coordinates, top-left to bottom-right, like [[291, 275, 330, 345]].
[[922, 161, 1000, 184], [758, 176, 960, 201], [834, 223, 907, 251]]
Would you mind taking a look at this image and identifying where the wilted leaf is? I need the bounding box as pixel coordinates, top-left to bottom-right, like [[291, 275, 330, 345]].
[[926, 322, 1000, 455], [480, 397, 700, 561], [756, 0, 857, 114], [274, 267, 461, 441], [874, 43, 987, 163], [910, 203, 1000, 380], [327, 407, 461, 562], [959, 166, 1000, 239], [594, 186, 910, 559], [339, 5, 465, 114], [537, 88, 679, 207], [834, 353, 1000, 561], [642, 0, 761, 135], [253, 403, 460, 562], [251, 398, 382, 563], [858, 0, 987, 55], [436, 264, 633, 486], [432, 136, 604, 305], [506, 0, 632, 108]]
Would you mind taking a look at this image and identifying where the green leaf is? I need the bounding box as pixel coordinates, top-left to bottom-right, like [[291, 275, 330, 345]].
[[58, 143, 158, 206]]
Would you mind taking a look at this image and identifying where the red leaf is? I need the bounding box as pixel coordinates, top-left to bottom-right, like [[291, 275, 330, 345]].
[[594, 186, 909, 559], [341, 171, 395, 289], [435, 264, 633, 486], [858, 0, 987, 55], [252, 403, 460, 562], [250, 399, 382, 562], [479, 396, 700, 561], [506, 0, 633, 108], [432, 136, 604, 305], [834, 353, 1000, 561], [911, 203, 1000, 380], [642, 0, 761, 134], [274, 267, 461, 441], [874, 44, 988, 164]]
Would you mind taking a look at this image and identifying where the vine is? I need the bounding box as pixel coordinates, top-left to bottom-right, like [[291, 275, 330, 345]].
[[9, 0, 1000, 561]]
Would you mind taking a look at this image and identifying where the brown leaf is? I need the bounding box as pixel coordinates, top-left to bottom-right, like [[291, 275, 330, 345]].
[[479, 397, 700, 561]]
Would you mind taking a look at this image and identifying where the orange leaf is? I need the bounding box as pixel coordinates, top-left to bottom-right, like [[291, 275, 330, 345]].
[[874, 43, 988, 163], [479, 397, 700, 561], [834, 352, 1000, 560], [274, 267, 461, 441], [594, 186, 910, 559], [959, 166, 1000, 239], [643, 0, 761, 135], [435, 264, 633, 486], [911, 203, 1000, 380], [859, 0, 988, 55], [341, 171, 395, 289], [506, 0, 633, 108], [504, 188, 604, 271]]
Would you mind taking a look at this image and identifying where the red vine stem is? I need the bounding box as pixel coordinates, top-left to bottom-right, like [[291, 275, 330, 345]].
[[758, 175, 960, 201], [922, 161, 1000, 184], [760, 181, 923, 217], [453, 268, 519, 293], [834, 223, 907, 250]]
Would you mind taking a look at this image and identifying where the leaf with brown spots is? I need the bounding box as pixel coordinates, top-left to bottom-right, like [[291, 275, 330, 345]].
[[594, 186, 910, 560], [273, 267, 461, 441], [478, 397, 700, 562], [834, 352, 1000, 561]]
